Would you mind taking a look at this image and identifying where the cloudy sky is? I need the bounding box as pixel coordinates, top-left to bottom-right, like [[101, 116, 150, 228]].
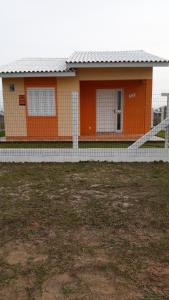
[[0, 0, 169, 98]]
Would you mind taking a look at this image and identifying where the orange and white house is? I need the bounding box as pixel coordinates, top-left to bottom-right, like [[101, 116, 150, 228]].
[[0, 50, 168, 142]]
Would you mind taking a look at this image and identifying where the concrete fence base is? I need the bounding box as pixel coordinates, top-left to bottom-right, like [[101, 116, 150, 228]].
[[0, 148, 169, 163]]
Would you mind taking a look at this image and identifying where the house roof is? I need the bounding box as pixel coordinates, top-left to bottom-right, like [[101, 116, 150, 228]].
[[0, 58, 75, 77], [0, 50, 168, 77], [67, 50, 169, 66]]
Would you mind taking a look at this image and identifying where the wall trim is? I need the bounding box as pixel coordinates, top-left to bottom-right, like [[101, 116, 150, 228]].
[[67, 62, 169, 68], [0, 71, 76, 78]]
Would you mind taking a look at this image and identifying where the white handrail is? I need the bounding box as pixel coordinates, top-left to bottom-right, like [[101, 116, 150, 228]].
[[161, 93, 169, 148], [128, 116, 169, 150]]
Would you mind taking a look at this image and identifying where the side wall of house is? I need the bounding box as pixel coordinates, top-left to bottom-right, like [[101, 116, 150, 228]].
[[57, 77, 79, 136], [2, 67, 152, 139], [2, 78, 27, 137]]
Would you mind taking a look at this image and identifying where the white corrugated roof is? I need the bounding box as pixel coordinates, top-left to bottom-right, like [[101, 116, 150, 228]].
[[0, 58, 69, 74], [67, 50, 169, 64], [0, 51, 168, 76]]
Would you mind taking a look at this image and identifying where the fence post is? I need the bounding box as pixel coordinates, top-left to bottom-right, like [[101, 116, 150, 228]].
[[72, 91, 79, 150], [161, 93, 169, 148]]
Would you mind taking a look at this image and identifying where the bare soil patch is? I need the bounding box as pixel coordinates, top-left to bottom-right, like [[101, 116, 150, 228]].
[[0, 162, 169, 299]]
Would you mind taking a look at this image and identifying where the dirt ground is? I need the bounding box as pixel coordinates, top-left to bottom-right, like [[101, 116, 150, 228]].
[[0, 162, 169, 300]]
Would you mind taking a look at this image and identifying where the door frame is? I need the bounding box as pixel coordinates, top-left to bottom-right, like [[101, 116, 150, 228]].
[[115, 89, 123, 133]]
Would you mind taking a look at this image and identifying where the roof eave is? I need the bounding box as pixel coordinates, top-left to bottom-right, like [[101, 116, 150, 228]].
[[0, 71, 76, 78], [66, 62, 169, 68]]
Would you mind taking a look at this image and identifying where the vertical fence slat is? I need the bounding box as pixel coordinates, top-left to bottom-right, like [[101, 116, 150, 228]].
[[72, 91, 79, 150], [161, 93, 169, 148]]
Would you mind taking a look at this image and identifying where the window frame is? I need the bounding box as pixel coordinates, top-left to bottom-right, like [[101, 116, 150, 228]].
[[26, 87, 56, 117]]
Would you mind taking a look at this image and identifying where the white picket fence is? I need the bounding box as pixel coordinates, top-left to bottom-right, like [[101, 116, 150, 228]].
[[0, 92, 169, 163]]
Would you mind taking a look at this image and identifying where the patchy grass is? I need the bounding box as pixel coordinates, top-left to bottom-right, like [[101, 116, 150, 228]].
[[79, 141, 132, 148], [0, 131, 5, 138], [0, 140, 165, 148], [0, 141, 72, 148], [0, 162, 169, 299], [156, 130, 165, 139], [80, 141, 164, 148], [141, 141, 164, 148]]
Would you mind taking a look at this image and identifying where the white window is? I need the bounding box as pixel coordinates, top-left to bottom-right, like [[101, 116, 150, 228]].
[[27, 88, 56, 116]]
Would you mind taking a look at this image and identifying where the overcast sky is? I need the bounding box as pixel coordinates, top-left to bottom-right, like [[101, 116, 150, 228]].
[[0, 0, 169, 96]]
